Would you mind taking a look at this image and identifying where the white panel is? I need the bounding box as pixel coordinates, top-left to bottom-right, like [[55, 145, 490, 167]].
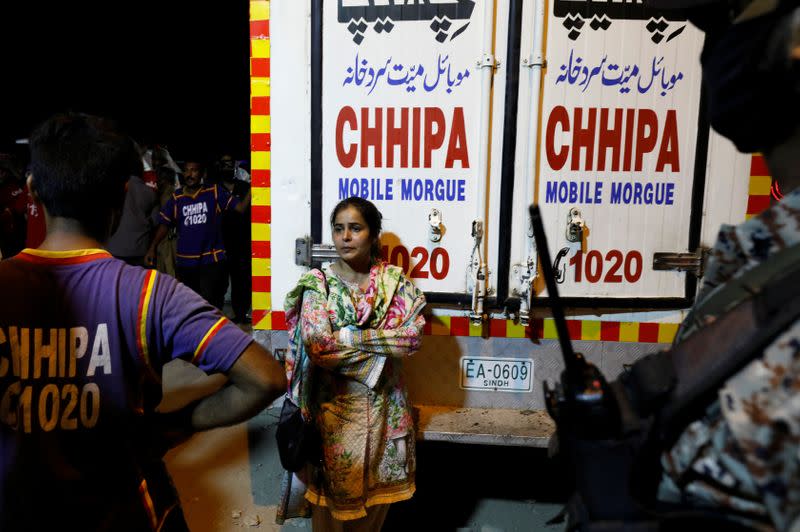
[[534, 3, 706, 299], [271, 0, 312, 305], [321, 0, 495, 294], [700, 130, 750, 248]]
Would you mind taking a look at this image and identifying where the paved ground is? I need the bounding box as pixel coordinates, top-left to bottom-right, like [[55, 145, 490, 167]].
[[162, 361, 569, 532], [160, 298, 569, 531]]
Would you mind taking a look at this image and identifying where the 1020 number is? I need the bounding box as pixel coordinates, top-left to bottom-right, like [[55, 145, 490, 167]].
[[380, 245, 450, 280], [569, 249, 643, 283]]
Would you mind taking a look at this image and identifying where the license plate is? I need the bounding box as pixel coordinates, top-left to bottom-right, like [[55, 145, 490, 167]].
[[459, 357, 533, 392]]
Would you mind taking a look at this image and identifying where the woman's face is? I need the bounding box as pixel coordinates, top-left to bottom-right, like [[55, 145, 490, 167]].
[[332, 206, 373, 266]]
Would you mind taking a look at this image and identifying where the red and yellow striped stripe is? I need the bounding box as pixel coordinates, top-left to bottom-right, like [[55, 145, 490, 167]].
[[137, 270, 159, 382], [746, 154, 772, 220], [250, 0, 274, 330], [423, 315, 679, 343], [261, 311, 677, 343], [193, 317, 227, 365]]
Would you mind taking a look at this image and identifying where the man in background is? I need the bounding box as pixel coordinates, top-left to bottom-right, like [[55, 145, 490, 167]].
[[146, 158, 251, 311], [217, 154, 252, 324], [106, 147, 159, 266]]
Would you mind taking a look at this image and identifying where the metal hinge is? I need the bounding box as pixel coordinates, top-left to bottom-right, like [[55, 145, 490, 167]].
[[295, 237, 338, 267], [652, 249, 708, 277], [522, 54, 546, 68], [477, 54, 500, 70]]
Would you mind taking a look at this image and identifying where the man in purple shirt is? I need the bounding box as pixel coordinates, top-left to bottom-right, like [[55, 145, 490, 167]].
[[145, 159, 251, 311], [0, 113, 286, 531]]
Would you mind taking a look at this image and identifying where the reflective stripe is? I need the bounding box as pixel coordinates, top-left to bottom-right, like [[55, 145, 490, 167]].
[[176, 249, 225, 259], [193, 317, 227, 364], [137, 270, 160, 382]]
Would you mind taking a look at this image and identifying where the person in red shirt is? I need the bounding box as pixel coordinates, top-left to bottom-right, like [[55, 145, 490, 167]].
[[0, 158, 27, 259], [23, 167, 46, 248]]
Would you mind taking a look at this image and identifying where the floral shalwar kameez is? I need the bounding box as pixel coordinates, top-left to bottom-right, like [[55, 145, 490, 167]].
[[283, 261, 426, 521]]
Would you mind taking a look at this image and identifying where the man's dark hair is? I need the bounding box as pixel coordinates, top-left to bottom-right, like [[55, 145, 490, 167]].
[[330, 196, 384, 260], [29, 112, 141, 241], [182, 155, 207, 169]]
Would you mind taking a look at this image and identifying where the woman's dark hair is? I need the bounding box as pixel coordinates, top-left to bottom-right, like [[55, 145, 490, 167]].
[[330, 197, 383, 260]]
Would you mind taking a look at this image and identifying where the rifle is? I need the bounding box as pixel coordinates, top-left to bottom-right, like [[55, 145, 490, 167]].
[[530, 205, 620, 440]]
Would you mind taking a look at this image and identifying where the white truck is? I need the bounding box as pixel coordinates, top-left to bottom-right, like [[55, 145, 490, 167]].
[[248, 0, 768, 447]]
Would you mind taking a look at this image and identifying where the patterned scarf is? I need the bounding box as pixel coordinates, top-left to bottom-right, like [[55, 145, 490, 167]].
[[283, 261, 410, 418]]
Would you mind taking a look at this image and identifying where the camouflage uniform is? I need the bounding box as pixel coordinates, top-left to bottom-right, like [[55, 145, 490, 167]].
[[659, 188, 800, 530]]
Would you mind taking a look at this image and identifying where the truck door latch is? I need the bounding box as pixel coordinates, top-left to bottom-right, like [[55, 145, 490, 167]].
[[295, 237, 339, 267], [566, 208, 584, 243], [429, 209, 443, 242], [652, 249, 708, 277]]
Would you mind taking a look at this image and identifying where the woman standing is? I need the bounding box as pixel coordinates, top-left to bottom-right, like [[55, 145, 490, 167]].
[[283, 197, 426, 531]]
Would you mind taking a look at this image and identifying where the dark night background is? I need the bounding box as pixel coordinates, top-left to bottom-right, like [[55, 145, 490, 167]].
[[0, 1, 251, 164]]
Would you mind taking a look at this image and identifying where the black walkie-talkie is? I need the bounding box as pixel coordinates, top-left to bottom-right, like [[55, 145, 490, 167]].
[[530, 205, 620, 439]]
